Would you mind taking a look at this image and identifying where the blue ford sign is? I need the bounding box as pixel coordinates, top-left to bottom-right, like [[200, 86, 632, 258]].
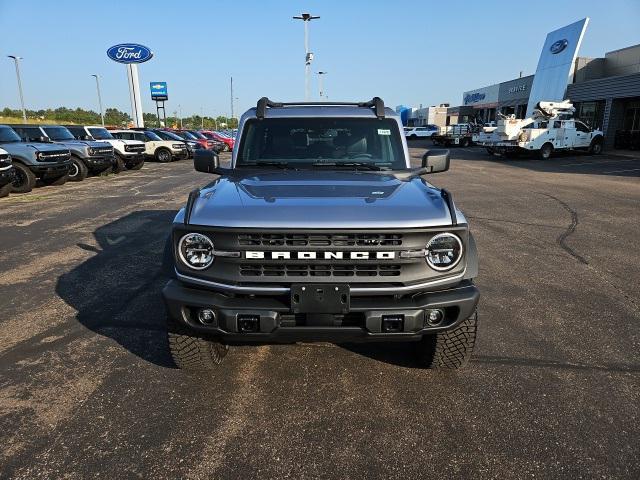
[[550, 39, 569, 54], [107, 44, 153, 64], [150, 82, 168, 101], [464, 92, 486, 105]]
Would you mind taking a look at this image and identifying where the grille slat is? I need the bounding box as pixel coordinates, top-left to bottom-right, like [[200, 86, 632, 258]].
[[238, 233, 403, 248], [239, 264, 402, 278]]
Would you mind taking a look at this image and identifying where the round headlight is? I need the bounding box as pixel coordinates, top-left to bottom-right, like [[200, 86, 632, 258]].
[[88, 147, 96, 155], [425, 233, 463, 271], [178, 233, 215, 270]]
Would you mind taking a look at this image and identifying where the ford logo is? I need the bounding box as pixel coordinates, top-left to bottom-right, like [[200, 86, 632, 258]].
[[107, 43, 153, 64], [550, 39, 569, 54]]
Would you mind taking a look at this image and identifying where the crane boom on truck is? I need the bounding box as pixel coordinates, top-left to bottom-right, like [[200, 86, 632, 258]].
[[476, 100, 604, 159]]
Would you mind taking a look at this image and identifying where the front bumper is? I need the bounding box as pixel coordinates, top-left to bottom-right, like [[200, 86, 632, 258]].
[[120, 152, 145, 167], [30, 161, 71, 178], [162, 279, 479, 343], [0, 166, 14, 186], [86, 155, 113, 172]]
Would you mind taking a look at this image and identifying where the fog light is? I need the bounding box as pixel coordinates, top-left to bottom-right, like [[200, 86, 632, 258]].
[[198, 308, 217, 325], [425, 309, 445, 327]]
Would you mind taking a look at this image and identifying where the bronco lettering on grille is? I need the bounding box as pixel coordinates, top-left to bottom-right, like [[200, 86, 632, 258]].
[[245, 251, 396, 260]]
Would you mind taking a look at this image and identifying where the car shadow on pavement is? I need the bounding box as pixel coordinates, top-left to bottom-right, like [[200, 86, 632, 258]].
[[56, 209, 177, 368], [339, 342, 425, 369]]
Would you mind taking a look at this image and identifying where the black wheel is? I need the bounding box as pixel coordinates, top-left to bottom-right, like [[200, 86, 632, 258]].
[[485, 147, 496, 155], [155, 148, 172, 163], [111, 155, 126, 174], [589, 138, 603, 155], [460, 137, 470, 147], [128, 159, 144, 170], [166, 315, 229, 370], [0, 182, 11, 198], [41, 174, 68, 186], [410, 134, 417, 140], [539, 143, 553, 160], [11, 163, 36, 193], [415, 311, 478, 369], [67, 156, 88, 182]]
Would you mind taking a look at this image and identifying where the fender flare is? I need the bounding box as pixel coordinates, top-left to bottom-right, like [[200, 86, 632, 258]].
[[463, 232, 479, 280]]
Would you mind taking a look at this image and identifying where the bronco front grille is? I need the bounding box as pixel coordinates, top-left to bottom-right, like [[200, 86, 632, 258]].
[[239, 263, 402, 277], [37, 151, 70, 162], [238, 233, 403, 247]]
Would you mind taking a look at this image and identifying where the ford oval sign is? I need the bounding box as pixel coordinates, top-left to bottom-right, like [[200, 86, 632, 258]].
[[550, 39, 569, 54], [107, 44, 153, 64]]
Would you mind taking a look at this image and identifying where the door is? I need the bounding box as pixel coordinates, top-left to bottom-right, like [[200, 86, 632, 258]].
[[573, 121, 591, 148]]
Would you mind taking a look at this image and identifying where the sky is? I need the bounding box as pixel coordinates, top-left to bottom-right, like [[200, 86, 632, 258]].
[[0, 0, 639, 119]]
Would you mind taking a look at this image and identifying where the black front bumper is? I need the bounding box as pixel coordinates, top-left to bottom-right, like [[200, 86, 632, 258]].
[[86, 155, 113, 172], [31, 161, 71, 178], [162, 280, 479, 343], [121, 153, 145, 167], [0, 167, 14, 186]]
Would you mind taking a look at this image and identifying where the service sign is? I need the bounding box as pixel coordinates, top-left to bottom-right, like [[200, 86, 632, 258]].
[[150, 82, 168, 101], [107, 43, 153, 64]]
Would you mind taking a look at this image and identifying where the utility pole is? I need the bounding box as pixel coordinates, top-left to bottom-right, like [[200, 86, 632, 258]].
[[7, 55, 27, 122], [91, 74, 105, 126], [317, 71, 328, 99], [293, 13, 320, 100], [230, 76, 234, 120]]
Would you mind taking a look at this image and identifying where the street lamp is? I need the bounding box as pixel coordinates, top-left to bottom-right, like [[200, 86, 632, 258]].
[[91, 74, 105, 126], [293, 13, 320, 101], [317, 71, 328, 100], [7, 55, 27, 122]]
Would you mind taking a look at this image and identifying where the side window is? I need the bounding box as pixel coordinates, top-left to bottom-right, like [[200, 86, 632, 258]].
[[575, 122, 589, 133], [137, 133, 147, 142], [553, 121, 561, 129]]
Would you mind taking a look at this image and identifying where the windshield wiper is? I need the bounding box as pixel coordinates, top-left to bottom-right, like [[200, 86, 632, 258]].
[[239, 162, 295, 169], [310, 162, 389, 171]]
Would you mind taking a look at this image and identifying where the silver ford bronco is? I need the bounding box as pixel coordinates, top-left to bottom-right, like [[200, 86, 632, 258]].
[[162, 98, 479, 369]]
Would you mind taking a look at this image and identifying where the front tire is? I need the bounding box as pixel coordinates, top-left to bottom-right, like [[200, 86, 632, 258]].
[[415, 311, 478, 369], [68, 156, 88, 182], [155, 148, 172, 163], [539, 143, 553, 160], [0, 183, 11, 198], [111, 155, 126, 174], [128, 159, 145, 170], [41, 174, 68, 186], [460, 137, 471, 147], [589, 138, 603, 155], [167, 316, 229, 370], [11, 163, 36, 193]]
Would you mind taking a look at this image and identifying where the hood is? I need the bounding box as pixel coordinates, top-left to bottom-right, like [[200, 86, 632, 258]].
[[51, 139, 108, 149], [1, 141, 69, 153], [185, 170, 456, 229]]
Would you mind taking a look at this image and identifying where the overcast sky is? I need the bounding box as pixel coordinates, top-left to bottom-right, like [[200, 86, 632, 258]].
[[1, 0, 638, 118]]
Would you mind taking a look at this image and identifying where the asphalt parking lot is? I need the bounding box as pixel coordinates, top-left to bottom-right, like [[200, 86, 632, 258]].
[[1, 146, 639, 479]]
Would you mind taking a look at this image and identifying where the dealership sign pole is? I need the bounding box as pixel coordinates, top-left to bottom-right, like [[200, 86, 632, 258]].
[[150, 82, 168, 127], [107, 44, 153, 128]]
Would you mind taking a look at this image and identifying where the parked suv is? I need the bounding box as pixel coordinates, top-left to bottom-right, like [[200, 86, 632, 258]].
[[0, 148, 15, 198], [65, 125, 145, 172], [110, 129, 188, 162], [162, 97, 480, 370], [11, 125, 113, 181], [0, 125, 71, 193], [404, 125, 438, 139], [152, 129, 202, 158]]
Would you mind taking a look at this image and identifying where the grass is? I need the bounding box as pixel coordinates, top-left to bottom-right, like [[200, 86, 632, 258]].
[[0, 116, 78, 125]]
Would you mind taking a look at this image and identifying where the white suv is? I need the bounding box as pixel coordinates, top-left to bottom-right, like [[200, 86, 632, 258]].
[[110, 129, 188, 163], [65, 125, 145, 172], [404, 125, 438, 139]]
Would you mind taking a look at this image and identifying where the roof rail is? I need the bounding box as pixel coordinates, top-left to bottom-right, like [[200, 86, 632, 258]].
[[255, 97, 386, 119]]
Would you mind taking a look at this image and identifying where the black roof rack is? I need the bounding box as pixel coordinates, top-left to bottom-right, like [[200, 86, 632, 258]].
[[255, 97, 385, 120]]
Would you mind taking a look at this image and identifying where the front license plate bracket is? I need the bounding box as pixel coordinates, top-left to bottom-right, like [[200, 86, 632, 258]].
[[291, 284, 350, 314]]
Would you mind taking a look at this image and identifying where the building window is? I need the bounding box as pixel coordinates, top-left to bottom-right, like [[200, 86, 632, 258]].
[[516, 104, 527, 119], [575, 101, 605, 130], [622, 101, 640, 131]]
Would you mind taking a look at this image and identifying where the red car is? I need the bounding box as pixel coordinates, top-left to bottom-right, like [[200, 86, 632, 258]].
[[201, 130, 235, 152], [163, 128, 216, 151]]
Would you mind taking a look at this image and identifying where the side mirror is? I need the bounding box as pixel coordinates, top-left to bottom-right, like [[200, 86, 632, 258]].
[[82, 135, 94, 141], [194, 149, 220, 174], [38, 136, 51, 143], [421, 149, 450, 174]]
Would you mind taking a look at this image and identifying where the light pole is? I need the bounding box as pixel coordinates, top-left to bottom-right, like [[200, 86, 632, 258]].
[[7, 55, 27, 122], [293, 13, 320, 101], [91, 74, 105, 126], [317, 71, 328, 100]]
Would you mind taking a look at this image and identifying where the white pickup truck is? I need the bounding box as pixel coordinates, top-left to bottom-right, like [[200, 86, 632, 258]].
[[476, 101, 604, 159]]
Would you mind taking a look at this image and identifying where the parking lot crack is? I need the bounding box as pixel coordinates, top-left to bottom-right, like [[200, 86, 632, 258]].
[[540, 193, 589, 265]]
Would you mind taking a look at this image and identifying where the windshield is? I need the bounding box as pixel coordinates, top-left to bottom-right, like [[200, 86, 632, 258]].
[[155, 130, 183, 141], [189, 131, 207, 139], [144, 131, 163, 141], [200, 131, 215, 139], [237, 118, 405, 169], [178, 131, 198, 140], [43, 126, 75, 141], [0, 126, 23, 143], [88, 127, 114, 140]]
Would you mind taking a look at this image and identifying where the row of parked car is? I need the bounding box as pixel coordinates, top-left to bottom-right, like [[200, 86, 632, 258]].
[[0, 123, 236, 197]]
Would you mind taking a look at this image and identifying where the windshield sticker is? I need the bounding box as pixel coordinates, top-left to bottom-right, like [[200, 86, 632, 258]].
[[377, 129, 391, 136]]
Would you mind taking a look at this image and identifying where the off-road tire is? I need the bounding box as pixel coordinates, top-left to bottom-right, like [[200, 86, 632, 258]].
[[128, 159, 145, 170], [41, 174, 68, 186], [11, 163, 36, 193], [111, 155, 126, 174], [68, 156, 88, 182], [539, 143, 553, 160], [167, 315, 229, 370], [415, 311, 478, 369], [589, 138, 603, 155], [0, 182, 11, 198], [155, 148, 172, 163]]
